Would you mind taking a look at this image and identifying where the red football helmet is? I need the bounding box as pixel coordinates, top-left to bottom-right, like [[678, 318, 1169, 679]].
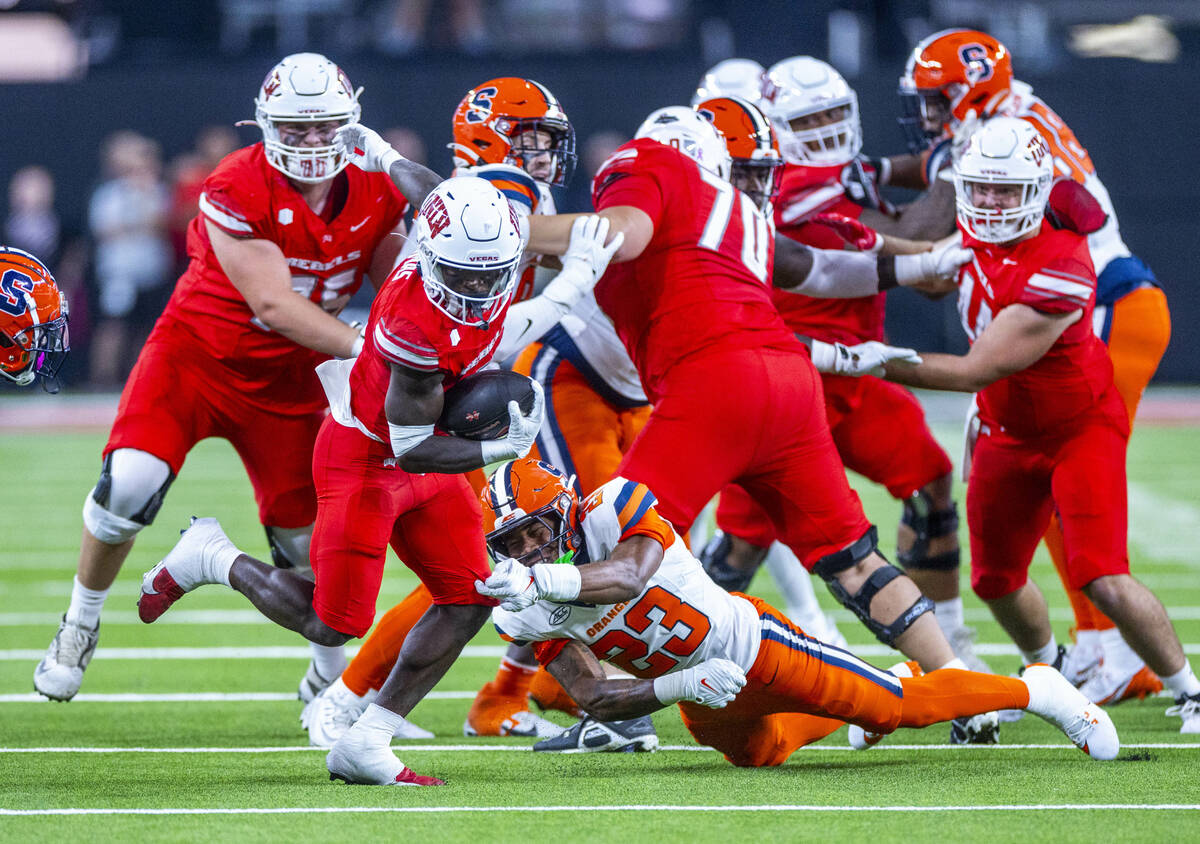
[[0, 246, 68, 390], [899, 29, 1014, 151], [451, 77, 576, 187], [694, 96, 783, 212], [481, 457, 581, 566]]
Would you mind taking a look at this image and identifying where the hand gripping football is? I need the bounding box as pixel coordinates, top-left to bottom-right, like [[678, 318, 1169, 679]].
[[438, 369, 537, 440]]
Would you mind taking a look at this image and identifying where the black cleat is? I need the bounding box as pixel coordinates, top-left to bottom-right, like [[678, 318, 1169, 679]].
[[949, 711, 1001, 744], [533, 715, 659, 753]]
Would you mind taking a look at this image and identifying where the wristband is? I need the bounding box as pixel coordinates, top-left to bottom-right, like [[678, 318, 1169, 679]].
[[388, 422, 434, 458], [531, 563, 582, 602], [349, 328, 365, 358], [876, 156, 892, 185], [379, 147, 405, 174], [480, 438, 517, 465], [808, 339, 837, 373], [652, 671, 690, 705]]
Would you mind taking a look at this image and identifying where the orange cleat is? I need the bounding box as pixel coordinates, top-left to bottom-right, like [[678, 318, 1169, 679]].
[[529, 667, 584, 717], [463, 681, 563, 738]]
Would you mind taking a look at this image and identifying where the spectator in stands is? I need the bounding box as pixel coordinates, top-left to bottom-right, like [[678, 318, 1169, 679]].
[[5, 165, 61, 266]]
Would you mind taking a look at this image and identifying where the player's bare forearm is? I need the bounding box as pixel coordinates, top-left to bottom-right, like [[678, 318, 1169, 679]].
[[883, 352, 991, 392], [386, 158, 443, 211], [367, 222, 406, 288], [527, 206, 651, 262], [546, 641, 664, 721], [884, 153, 927, 190], [255, 294, 360, 359], [575, 535, 664, 604], [384, 364, 488, 473], [887, 178, 957, 241], [398, 435, 488, 474]]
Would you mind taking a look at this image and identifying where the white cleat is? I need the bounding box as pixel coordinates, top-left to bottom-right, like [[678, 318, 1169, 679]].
[[1022, 664, 1119, 760], [1061, 640, 1103, 687], [303, 681, 429, 747], [327, 720, 444, 786], [33, 615, 100, 701], [1165, 693, 1200, 735], [848, 660, 918, 750], [137, 517, 236, 623]]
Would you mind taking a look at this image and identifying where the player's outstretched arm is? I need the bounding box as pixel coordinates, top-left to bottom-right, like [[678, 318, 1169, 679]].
[[885, 303, 1083, 392], [526, 206, 651, 263], [334, 124, 443, 210], [544, 642, 746, 722], [774, 235, 971, 299], [208, 221, 361, 358]]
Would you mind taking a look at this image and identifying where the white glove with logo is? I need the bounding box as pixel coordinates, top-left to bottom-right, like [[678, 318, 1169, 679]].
[[652, 658, 747, 708], [475, 557, 538, 612], [335, 124, 403, 173], [894, 239, 973, 287], [543, 215, 626, 310], [809, 339, 923, 377], [480, 380, 545, 463]]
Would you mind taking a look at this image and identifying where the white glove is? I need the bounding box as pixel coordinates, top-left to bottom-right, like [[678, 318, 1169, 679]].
[[542, 216, 625, 309], [480, 380, 545, 463], [475, 557, 538, 612], [894, 240, 973, 287], [652, 658, 747, 708], [335, 124, 403, 173], [809, 339, 923, 377]]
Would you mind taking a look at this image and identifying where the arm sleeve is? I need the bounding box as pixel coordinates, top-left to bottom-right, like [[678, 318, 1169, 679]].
[[373, 315, 441, 372], [781, 248, 881, 298], [1018, 257, 1095, 314], [494, 293, 571, 361]]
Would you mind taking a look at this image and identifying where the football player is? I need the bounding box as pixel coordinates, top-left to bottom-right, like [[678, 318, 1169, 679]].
[[525, 107, 974, 679], [137, 177, 626, 785], [884, 29, 1173, 705], [473, 457, 1120, 765], [699, 60, 984, 694], [883, 117, 1200, 734], [0, 246, 69, 392], [34, 53, 439, 703]]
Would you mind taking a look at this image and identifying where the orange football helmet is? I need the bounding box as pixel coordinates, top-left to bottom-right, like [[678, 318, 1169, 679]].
[[899, 29, 1013, 151], [451, 77, 576, 187], [695, 96, 783, 212], [0, 246, 68, 390], [481, 457, 581, 566]]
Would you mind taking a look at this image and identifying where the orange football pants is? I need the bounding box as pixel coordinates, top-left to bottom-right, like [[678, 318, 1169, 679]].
[[342, 344, 651, 697], [679, 596, 1030, 767], [1045, 285, 1170, 632]]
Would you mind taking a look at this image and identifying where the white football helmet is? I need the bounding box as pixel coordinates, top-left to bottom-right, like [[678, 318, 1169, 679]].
[[953, 117, 1053, 244], [692, 58, 766, 106], [254, 53, 362, 184], [635, 106, 731, 180], [762, 57, 861, 166], [414, 176, 523, 328]]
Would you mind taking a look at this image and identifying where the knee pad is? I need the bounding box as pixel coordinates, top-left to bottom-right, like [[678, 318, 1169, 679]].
[[699, 531, 765, 594], [897, 490, 960, 572], [812, 527, 933, 647], [82, 450, 175, 544], [266, 525, 313, 578]]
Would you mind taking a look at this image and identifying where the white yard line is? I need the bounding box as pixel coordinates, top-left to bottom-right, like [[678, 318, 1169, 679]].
[[0, 691, 475, 703], [0, 743, 1195, 754], [1128, 481, 1200, 567], [2, 803, 1198, 816]]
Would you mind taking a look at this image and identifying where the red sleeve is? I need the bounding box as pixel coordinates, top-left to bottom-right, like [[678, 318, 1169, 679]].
[[591, 144, 665, 226], [372, 313, 440, 372], [532, 638, 570, 667], [198, 156, 272, 239], [1018, 249, 1095, 315]]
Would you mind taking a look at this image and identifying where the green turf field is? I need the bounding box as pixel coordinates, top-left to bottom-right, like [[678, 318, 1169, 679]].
[[1, 418, 1198, 842]]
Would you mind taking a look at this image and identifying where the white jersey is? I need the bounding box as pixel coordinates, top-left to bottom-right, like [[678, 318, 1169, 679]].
[[492, 476, 761, 677], [538, 296, 647, 406]]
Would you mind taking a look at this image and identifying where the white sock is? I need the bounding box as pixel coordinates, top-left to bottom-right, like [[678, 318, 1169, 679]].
[[939, 657, 968, 671], [357, 703, 408, 739], [310, 642, 347, 681], [201, 541, 240, 588], [64, 576, 107, 628], [934, 597, 965, 637], [1161, 663, 1200, 698], [1020, 635, 1059, 667]]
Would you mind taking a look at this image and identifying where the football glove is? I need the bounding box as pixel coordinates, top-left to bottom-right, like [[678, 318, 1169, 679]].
[[475, 557, 539, 612], [838, 155, 896, 215], [543, 216, 625, 310], [480, 380, 545, 463], [894, 240, 973, 287], [810, 340, 922, 377], [335, 124, 403, 174], [812, 212, 882, 253], [652, 658, 747, 708]]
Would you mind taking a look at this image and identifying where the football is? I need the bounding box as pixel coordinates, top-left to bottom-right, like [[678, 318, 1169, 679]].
[[438, 369, 537, 440]]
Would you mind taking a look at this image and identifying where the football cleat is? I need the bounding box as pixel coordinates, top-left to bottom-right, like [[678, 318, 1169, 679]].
[[848, 661, 919, 749], [1061, 640, 1103, 687], [1022, 664, 1119, 760], [33, 615, 100, 701], [327, 722, 444, 786], [1079, 663, 1163, 706], [533, 715, 659, 753], [299, 660, 341, 704], [302, 680, 410, 748], [1165, 692, 1200, 735], [137, 517, 234, 623], [947, 626, 992, 675], [464, 680, 565, 738], [949, 711, 1000, 745]]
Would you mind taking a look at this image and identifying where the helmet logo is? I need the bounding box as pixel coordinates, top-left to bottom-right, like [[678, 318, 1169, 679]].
[[0, 269, 34, 317], [261, 69, 282, 98], [1027, 134, 1049, 166], [465, 86, 498, 125], [336, 67, 354, 97], [958, 44, 994, 84], [423, 194, 451, 238]]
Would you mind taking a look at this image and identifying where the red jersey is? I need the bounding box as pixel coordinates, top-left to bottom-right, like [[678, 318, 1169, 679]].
[[591, 139, 800, 400], [957, 222, 1123, 438], [348, 255, 508, 442], [770, 163, 886, 345], [160, 144, 407, 412]]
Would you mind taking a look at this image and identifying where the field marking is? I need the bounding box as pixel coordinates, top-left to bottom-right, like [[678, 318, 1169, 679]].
[[2, 804, 1198, 817], [1, 743, 1196, 754], [1128, 481, 1200, 566], [0, 691, 475, 703]]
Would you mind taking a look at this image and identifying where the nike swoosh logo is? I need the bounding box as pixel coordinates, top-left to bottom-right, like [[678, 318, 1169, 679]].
[[349, 216, 371, 232], [700, 679, 718, 693]]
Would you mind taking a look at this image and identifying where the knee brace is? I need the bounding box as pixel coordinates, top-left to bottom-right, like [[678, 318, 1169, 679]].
[[82, 450, 175, 544], [897, 490, 960, 571], [812, 526, 934, 647], [699, 531, 767, 594], [266, 524, 313, 578]]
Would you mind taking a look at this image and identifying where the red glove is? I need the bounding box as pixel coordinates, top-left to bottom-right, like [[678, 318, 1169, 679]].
[[1045, 178, 1107, 235], [812, 212, 882, 252]]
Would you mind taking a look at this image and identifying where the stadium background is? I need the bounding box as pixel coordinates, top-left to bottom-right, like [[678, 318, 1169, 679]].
[[1, 0, 1198, 387]]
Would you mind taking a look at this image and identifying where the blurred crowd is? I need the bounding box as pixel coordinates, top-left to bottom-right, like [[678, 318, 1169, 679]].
[[2, 122, 625, 391]]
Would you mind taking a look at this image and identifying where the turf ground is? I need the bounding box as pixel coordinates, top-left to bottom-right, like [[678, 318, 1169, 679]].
[[1, 395, 1198, 841]]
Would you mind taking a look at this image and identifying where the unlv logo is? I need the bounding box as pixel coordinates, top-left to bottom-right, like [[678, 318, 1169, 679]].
[[261, 70, 282, 98], [958, 44, 994, 84], [336, 67, 354, 97], [423, 194, 451, 238], [1027, 134, 1050, 166]]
